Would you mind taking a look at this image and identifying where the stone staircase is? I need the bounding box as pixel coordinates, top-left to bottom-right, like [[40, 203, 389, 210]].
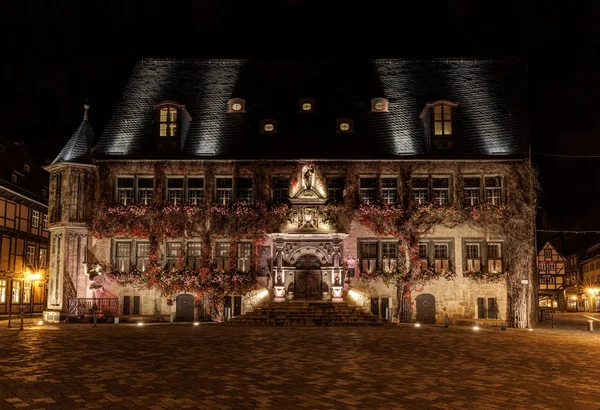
[[225, 301, 385, 326]]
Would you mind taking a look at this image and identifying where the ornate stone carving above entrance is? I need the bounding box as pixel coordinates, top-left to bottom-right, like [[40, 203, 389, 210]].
[[282, 241, 334, 267], [285, 206, 338, 232]]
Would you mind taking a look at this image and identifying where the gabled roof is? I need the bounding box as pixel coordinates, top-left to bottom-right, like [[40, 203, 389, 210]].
[[52, 105, 95, 164], [92, 58, 529, 160]]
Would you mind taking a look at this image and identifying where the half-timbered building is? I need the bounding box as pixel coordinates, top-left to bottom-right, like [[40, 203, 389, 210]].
[[0, 137, 49, 317], [44, 59, 537, 327], [537, 241, 567, 310]]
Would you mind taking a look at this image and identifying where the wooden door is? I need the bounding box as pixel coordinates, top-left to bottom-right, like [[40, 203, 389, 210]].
[[415, 294, 435, 324]]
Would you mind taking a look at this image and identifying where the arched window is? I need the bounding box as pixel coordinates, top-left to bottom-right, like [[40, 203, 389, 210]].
[[298, 98, 316, 113], [260, 119, 278, 134], [336, 118, 354, 133], [370, 98, 389, 113], [228, 98, 246, 113], [152, 101, 190, 138]]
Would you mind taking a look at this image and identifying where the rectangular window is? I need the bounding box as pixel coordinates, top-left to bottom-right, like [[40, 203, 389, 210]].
[[12, 281, 21, 303], [137, 178, 154, 205], [216, 178, 233, 205], [434, 105, 452, 136], [117, 178, 134, 205], [26, 245, 35, 266], [360, 178, 377, 204], [485, 177, 502, 205], [39, 248, 47, 268], [272, 177, 289, 203], [236, 178, 253, 204], [433, 243, 450, 273], [187, 242, 202, 270], [166, 242, 181, 271], [381, 242, 398, 272], [327, 177, 344, 203], [23, 282, 31, 303], [133, 295, 141, 315], [31, 210, 39, 228], [123, 296, 131, 315], [412, 178, 428, 204], [463, 177, 481, 206], [0, 280, 6, 303], [465, 242, 481, 271], [237, 242, 252, 272], [418, 243, 428, 270], [42, 214, 48, 230], [115, 242, 131, 272], [381, 178, 397, 204], [136, 242, 150, 272], [487, 243, 502, 273], [215, 242, 231, 270], [187, 178, 204, 205], [167, 178, 184, 205], [432, 178, 449, 205], [360, 242, 377, 273]]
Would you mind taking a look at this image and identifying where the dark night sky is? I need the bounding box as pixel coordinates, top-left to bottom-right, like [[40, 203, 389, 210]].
[[1, 1, 599, 253]]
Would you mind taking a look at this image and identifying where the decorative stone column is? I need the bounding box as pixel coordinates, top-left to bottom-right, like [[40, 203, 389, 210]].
[[273, 237, 286, 302], [331, 237, 343, 302]]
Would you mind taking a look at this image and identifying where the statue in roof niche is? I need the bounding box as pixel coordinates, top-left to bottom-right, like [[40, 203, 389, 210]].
[[302, 164, 315, 190]]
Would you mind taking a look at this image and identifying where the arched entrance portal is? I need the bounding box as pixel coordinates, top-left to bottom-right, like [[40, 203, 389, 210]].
[[176, 293, 194, 322], [294, 255, 322, 300], [415, 294, 436, 324]]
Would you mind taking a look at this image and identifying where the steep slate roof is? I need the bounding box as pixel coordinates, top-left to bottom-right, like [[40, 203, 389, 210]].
[[92, 59, 529, 160], [52, 105, 95, 164]]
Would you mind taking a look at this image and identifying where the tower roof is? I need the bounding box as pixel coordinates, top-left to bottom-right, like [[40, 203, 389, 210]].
[[52, 104, 95, 164]]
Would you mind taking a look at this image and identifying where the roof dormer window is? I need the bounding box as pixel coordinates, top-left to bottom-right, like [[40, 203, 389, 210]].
[[298, 98, 316, 113], [260, 119, 278, 134], [370, 98, 389, 112], [160, 107, 178, 137], [336, 118, 354, 133], [152, 101, 191, 139], [228, 98, 246, 113], [419, 100, 458, 136]]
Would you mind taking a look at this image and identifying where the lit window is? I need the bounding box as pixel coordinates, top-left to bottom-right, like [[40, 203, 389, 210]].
[[228, 98, 246, 113], [24, 164, 30, 173], [187, 242, 202, 270], [326, 177, 344, 203], [115, 242, 131, 272], [12, 281, 20, 303], [31, 210, 40, 228], [0, 280, 6, 303], [336, 118, 354, 133], [264, 123, 275, 132], [340, 123, 350, 131], [27, 245, 35, 266], [260, 119, 278, 134], [465, 242, 481, 272], [360, 242, 378, 273], [488, 243, 502, 273], [299, 99, 316, 113], [159, 107, 178, 137], [215, 242, 231, 270], [166, 242, 181, 272], [434, 105, 452, 136], [39, 248, 47, 268], [136, 242, 150, 272], [381, 242, 398, 273], [42, 214, 48, 230], [371, 98, 389, 112], [434, 243, 449, 259], [237, 242, 252, 272]]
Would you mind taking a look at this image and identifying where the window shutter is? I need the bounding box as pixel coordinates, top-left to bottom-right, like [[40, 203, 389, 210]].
[[123, 296, 131, 315], [420, 259, 428, 271], [442, 259, 449, 271], [467, 259, 474, 271], [435, 259, 441, 272], [474, 259, 480, 271], [133, 296, 141, 315]]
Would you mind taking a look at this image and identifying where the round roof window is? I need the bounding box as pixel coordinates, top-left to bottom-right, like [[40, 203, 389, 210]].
[[231, 103, 242, 111], [339, 123, 350, 131], [302, 102, 312, 111], [374, 102, 385, 111], [264, 123, 275, 132]]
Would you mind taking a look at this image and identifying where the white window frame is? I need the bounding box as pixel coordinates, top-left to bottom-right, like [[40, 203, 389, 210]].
[[0, 279, 6, 303], [136, 242, 151, 272], [39, 248, 47, 268], [116, 177, 134, 205], [42, 214, 48, 230], [381, 177, 398, 205], [215, 241, 231, 270], [137, 177, 154, 205], [216, 177, 233, 206], [166, 177, 184, 205], [115, 241, 132, 272], [463, 177, 481, 206], [359, 177, 377, 204], [485, 176, 503, 205], [26, 245, 35, 266], [31, 210, 39, 228], [432, 176, 450, 205], [412, 177, 428, 204], [187, 177, 205, 205], [237, 242, 252, 272]]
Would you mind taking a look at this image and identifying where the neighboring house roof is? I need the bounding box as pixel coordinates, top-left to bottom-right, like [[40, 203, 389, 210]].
[[538, 241, 567, 261], [0, 136, 49, 205], [89, 58, 529, 161], [52, 105, 95, 164]]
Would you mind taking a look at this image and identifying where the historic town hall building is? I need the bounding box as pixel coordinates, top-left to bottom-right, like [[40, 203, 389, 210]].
[[44, 59, 536, 327]]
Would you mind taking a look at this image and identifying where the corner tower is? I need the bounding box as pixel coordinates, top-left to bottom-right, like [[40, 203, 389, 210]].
[[43, 104, 97, 322]]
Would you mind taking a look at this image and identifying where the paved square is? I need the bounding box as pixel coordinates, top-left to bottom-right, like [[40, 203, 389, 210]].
[[2, 314, 600, 409]]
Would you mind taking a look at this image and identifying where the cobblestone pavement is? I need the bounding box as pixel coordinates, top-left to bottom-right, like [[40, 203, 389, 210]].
[[2, 313, 600, 409]]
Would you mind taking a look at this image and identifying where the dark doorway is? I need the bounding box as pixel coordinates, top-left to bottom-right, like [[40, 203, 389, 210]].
[[415, 294, 436, 324], [295, 270, 321, 300], [370, 297, 379, 316], [381, 297, 389, 319], [233, 296, 242, 316], [176, 294, 194, 322]]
